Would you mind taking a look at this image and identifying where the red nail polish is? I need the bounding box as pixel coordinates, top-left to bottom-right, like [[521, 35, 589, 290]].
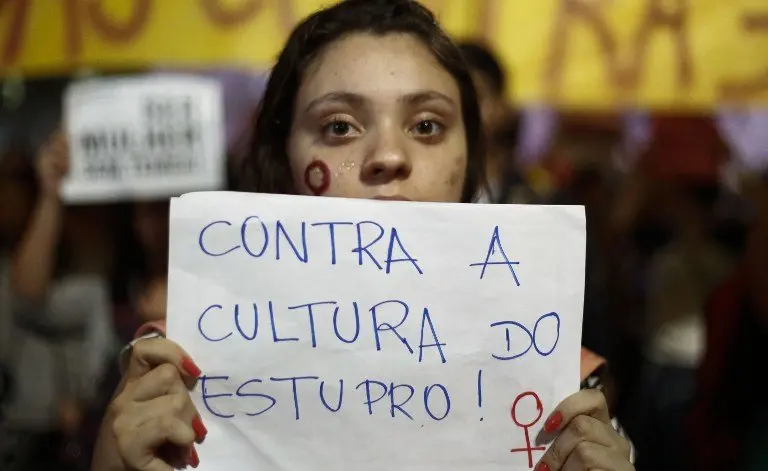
[[544, 411, 563, 433], [192, 415, 207, 441], [181, 357, 201, 378], [189, 446, 200, 468], [535, 462, 551, 471]]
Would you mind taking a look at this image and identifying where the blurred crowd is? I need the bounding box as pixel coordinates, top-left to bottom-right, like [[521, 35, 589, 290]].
[[0, 40, 766, 471]]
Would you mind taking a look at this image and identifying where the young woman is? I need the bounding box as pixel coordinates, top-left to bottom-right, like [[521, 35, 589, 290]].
[[92, 1, 635, 470]]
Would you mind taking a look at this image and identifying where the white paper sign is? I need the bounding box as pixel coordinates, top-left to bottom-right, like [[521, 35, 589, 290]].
[[167, 192, 586, 471], [62, 75, 225, 203]]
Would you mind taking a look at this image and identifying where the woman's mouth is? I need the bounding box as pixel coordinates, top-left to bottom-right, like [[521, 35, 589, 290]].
[[372, 195, 412, 201]]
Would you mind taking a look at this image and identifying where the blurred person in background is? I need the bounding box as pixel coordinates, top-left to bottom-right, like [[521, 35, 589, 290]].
[[630, 180, 733, 471], [457, 41, 528, 204], [689, 172, 768, 471], [0, 129, 116, 471], [551, 163, 617, 359], [544, 121, 632, 418], [605, 171, 672, 427], [603, 119, 734, 455], [131, 202, 169, 324], [0, 145, 37, 415], [456, 42, 507, 134], [111, 200, 170, 337]]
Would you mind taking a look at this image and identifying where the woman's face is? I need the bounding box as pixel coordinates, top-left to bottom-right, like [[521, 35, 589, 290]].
[[471, 71, 506, 133], [288, 33, 467, 202]]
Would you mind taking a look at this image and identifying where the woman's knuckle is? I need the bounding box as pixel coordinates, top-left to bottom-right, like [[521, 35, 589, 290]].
[[114, 432, 132, 456], [572, 415, 592, 436], [575, 441, 596, 462], [548, 445, 566, 466], [107, 395, 128, 419], [157, 413, 177, 433], [112, 412, 139, 446], [156, 363, 181, 386], [170, 393, 188, 415], [592, 389, 608, 409], [130, 340, 149, 361], [111, 414, 127, 438], [107, 397, 121, 415]]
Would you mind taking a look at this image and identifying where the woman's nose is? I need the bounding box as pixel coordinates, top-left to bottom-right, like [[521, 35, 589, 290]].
[[360, 130, 413, 185]]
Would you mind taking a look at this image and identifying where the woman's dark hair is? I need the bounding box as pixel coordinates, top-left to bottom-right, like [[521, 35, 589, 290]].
[[456, 41, 506, 96], [244, 0, 485, 203]]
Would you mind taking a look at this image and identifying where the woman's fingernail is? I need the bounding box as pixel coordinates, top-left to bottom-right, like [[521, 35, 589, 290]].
[[192, 415, 208, 442], [189, 446, 200, 468], [544, 410, 563, 433], [181, 357, 202, 378], [535, 462, 551, 471]]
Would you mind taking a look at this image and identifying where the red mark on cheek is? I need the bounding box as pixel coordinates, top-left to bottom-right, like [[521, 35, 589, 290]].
[[304, 160, 331, 196]]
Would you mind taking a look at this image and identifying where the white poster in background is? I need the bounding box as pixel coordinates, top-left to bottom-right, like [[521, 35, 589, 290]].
[[167, 192, 586, 471], [62, 75, 225, 203]]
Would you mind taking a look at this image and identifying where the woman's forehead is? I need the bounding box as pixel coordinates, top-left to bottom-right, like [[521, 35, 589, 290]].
[[297, 33, 460, 106]]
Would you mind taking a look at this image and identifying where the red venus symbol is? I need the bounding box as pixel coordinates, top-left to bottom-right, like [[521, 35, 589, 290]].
[[509, 391, 547, 469]]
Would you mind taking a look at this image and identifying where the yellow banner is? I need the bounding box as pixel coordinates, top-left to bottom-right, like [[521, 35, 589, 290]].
[[1, 0, 766, 109]]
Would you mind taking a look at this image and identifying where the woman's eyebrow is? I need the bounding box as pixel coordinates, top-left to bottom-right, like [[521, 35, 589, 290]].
[[399, 90, 455, 108], [304, 92, 366, 113], [304, 90, 455, 113]]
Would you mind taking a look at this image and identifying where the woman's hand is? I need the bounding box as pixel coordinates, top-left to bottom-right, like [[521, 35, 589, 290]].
[[108, 337, 207, 471], [10, 128, 69, 298], [35, 128, 69, 200], [535, 389, 633, 471]]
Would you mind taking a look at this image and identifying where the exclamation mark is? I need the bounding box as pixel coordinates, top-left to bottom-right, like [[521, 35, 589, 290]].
[[477, 369, 484, 421]]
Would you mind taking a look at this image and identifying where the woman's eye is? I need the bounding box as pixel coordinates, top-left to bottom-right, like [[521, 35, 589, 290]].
[[324, 121, 353, 137], [412, 120, 443, 137]]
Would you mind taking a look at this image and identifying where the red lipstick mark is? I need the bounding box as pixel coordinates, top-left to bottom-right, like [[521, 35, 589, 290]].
[[304, 160, 331, 195]]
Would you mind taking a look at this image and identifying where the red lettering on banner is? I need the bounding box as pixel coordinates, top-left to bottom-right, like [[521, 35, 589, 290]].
[[200, 0, 263, 28], [420, 0, 446, 17], [274, 0, 297, 36], [87, 0, 152, 42], [62, 0, 84, 59], [544, 0, 696, 103], [62, 0, 151, 59], [477, 0, 500, 43], [544, 0, 621, 100], [720, 11, 768, 101], [623, 0, 692, 89], [0, 0, 30, 66]]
